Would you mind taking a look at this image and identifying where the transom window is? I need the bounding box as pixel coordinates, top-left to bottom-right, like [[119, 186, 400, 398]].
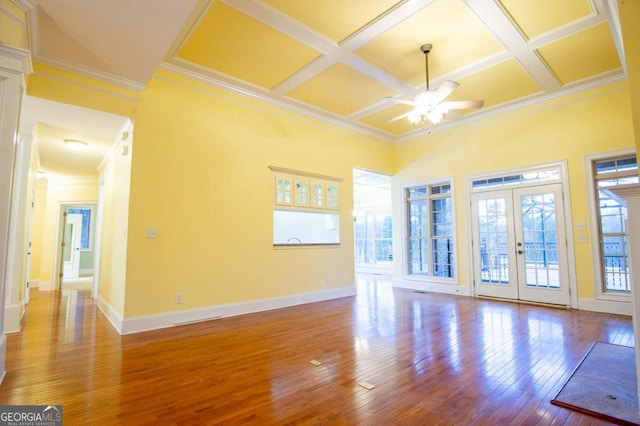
[[472, 168, 560, 190], [405, 181, 455, 279], [593, 155, 638, 294]]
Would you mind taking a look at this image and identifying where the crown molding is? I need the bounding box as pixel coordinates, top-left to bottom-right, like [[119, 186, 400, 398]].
[[394, 69, 627, 143], [0, 44, 33, 75], [159, 60, 395, 143], [35, 54, 146, 92]]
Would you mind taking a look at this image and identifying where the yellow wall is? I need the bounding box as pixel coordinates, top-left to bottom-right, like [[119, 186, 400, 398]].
[[34, 176, 98, 287], [123, 71, 394, 317], [0, 0, 28, 50], [393, 81, 635, 301], [27, 63, 140, 118], [97, 134, 132, 317]]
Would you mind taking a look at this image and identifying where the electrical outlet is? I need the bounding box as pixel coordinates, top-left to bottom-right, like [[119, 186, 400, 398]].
[[577, 234, 588, 243], [325, 277, 331, 287], [576, 222, 587, 231], [176, 292, 183, 304]]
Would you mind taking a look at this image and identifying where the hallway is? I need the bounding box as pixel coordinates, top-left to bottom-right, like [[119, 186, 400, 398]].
[[0, 275, 632, 424]]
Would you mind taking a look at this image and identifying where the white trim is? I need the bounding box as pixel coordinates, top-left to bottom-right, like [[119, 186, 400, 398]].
[[97, 295, 123, 334], [584, 148, 636, 303], [0, 44, 32, 75], [79, 269, 94, 276], [465, 160, 578, 308], [31, 70, 140, 103], [394, 71, 626, 143], [34, 54, 145, 91], [3, 302, 23, 333], [120, 286, 356, 335], [29, 279, 39, 288], [38, 281, 52, 291], [355, 265, 392, 275], [393, 278, 471, 296], [158, 61, 394, 142], [578, 297, 632, 316]]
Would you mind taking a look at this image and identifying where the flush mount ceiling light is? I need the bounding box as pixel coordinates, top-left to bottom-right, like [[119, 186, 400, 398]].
[[64, 139, 88, 151]]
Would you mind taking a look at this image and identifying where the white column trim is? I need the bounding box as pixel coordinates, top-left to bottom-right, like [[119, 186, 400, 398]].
[[0, 43, 32, 385], [609, 184, 640, 405]]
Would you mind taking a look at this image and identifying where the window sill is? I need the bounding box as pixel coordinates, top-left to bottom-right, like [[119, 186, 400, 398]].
[[273, 243, 340, 249], [596, 292, 631, 303]]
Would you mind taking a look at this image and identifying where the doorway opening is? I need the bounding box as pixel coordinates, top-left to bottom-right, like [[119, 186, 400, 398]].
[[468, 163, 576, 307], [58, 204, 97, 292], [353, 169, 393, 275]]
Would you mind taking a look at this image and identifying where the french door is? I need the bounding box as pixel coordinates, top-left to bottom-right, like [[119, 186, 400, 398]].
[[471, 183, 570, 305]]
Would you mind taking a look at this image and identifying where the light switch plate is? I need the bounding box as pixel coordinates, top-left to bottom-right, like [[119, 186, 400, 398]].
[[576, 222, 586, 230], [145, 227, 158, 239]]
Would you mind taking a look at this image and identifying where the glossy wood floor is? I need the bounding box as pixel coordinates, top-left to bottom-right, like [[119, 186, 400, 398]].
[[1, 275, 633, 425]]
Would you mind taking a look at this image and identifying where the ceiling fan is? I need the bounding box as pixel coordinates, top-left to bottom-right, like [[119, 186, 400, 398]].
[[386, 44, 484, 127]]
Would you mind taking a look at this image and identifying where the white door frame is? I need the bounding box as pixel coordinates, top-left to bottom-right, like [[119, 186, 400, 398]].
[[52, 202, 97, 290], [466, 161, 578, 308], [62, 213, 82, 279]]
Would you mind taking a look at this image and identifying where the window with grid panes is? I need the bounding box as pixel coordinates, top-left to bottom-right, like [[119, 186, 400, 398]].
[[406, 181, 455, 279], [593, 155, 638, 293]]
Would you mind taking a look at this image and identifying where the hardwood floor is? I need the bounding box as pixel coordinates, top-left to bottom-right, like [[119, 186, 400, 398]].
[[1, 275, 632, 425]]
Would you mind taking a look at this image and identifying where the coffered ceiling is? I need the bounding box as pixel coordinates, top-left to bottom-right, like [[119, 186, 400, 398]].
[[24, 0, 626, 153], [161, 0, 625, 140]]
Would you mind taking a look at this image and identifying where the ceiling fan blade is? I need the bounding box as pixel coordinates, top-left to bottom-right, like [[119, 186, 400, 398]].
[[440, 100, 484, 110], [444, 110, 463, 121], [386, 111, 412, 123], [384, 96, 417, 107], [432, 80, 459, 104]]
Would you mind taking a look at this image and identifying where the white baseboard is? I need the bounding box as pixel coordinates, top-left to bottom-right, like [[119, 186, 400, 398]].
[[578, 298, 632, 316], [355, 266, 392, 275], [0, 334, 6, 385], [97, 296, 124, 334], [38, 281, 52, 291], [29, 279, 39, 288], [393, 278, 471, 296], [3, 302, 23, 333], [120, 286, 356, 335], [79, 269, 94, 276]]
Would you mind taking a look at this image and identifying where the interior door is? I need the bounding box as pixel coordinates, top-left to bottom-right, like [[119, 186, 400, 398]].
[[471, 183, 570, 305], [62, 213, 82, 279]]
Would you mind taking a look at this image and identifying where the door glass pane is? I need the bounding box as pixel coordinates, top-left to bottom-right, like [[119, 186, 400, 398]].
[[477, 198, 509, 284], [520, 193, 560, 289]]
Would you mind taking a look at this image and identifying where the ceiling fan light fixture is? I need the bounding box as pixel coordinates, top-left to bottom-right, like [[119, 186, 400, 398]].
[[64, 139, 88, 152], [385, 43, 484, 130], [408, 110, 423, 125]]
